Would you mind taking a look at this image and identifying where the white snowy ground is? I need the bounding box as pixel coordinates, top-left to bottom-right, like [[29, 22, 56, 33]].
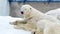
[[0, 16, 31, 34]]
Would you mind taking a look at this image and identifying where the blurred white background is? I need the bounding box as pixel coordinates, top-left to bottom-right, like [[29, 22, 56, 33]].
[[0, 0, 10, 16]]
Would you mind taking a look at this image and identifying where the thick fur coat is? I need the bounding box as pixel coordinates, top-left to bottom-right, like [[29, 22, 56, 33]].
[[10, 5, 60, 34]]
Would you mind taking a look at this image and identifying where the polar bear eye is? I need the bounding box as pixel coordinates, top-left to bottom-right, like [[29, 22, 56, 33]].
[[21, 11, 24, 14]]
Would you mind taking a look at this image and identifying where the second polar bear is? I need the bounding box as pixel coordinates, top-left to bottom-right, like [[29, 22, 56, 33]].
[[45, 8, 60, 20], [10, 5, 60, 34]]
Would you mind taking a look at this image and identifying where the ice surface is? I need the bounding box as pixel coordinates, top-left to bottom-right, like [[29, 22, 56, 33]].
[[0, 16, 31, 34]]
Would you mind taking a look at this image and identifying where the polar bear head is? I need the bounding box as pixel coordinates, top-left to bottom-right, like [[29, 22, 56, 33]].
[[20, 4, 44, 22], [20, 4, 33, 19]]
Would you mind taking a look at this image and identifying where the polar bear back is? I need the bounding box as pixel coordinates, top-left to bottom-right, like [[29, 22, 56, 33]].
[[37, 19, 60, 34]]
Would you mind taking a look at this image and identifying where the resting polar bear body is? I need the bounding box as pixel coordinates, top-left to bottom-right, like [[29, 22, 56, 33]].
[[37, 19, 60, 34], [20, 4, 60, 23], [20, 5, 60, 34], [10, 5, 60, 34]]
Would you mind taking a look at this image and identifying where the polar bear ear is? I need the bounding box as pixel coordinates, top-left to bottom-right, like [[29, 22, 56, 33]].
[[30, 8, 32, 10], [29, 7, 32, 12]]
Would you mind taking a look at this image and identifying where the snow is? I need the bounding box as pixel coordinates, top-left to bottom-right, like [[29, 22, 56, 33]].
[[0, 16, 31, 34]]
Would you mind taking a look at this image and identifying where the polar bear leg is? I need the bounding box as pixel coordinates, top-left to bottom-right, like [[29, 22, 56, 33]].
[[34, 26, 43, 34], [15, 24, 36, 34], [44, 26, 55, 34], [35, 30, 43, 34], [10, 19, 26, 25]]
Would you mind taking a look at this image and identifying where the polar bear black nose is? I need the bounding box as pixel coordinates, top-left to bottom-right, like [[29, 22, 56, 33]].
[[21, 11, 24, 14]]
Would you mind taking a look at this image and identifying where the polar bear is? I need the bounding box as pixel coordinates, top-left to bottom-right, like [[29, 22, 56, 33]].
[[10, 4, 60, 34], [45, 8, 60, 20], [36, 19, 60, 34], [10, 4, 44, 31]]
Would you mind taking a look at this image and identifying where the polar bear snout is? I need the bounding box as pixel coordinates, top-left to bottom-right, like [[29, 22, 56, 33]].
[[21, 11, 24, 14]]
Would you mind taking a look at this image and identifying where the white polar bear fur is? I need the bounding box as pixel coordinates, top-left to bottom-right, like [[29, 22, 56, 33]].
[[37, 19, 60, 34], [45, 8, 60, 20], [20, 4, 60, 23], [10, 5, 60, 34]]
